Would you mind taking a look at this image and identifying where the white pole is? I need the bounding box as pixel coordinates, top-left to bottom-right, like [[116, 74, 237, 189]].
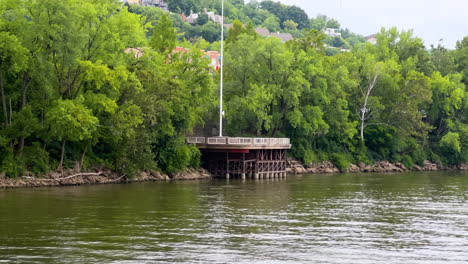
[[219, 0, 224, 137]]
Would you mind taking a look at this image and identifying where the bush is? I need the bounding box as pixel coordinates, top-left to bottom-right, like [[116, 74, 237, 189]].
[[22, 142, 50, 175], [400, 155, 414, 168], [330, 153, 350, 172], [188, 145, 201, 169], [303, 149, 319, 165], [411, 148, 426, 166], [440, 132, 462, 165], [0, 150, 22, 178]]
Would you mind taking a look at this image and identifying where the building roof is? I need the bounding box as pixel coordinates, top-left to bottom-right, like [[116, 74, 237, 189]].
[[270, 32, 293, 42], [255, 27, 270, 37]]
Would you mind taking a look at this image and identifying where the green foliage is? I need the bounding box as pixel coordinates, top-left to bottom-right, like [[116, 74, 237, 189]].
[[400, 155, 414, 168], [262, 15, 280, 32], [22, 142, 50, 175], [150, 14, 178, 54], [46, 99, 99, 143], [330, 153, 350, 172], [283, 20, 298, 31], [453, 37, 468, 84], [0, 150, 21, 178], [197, 13, 209, 25], [155, 137, 201, 173], [0, 0, 467, 179], [440, 132, 462, 165]]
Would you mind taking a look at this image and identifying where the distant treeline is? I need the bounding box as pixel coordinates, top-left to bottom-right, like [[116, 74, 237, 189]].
[[0, 0, 466, 178]]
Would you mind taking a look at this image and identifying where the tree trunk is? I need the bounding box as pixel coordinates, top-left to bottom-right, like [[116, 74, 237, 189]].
[[0, 71, 8, 127], [79, 147, 87, 172], [18, 74, 31, 156], [18, 137, 25, 156], [360, 68, 380, 143], [9, 98, 12, 125], [58, 140, 66, 171]]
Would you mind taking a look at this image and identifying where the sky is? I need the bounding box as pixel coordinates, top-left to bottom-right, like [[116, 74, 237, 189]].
[[272, 0, 468, 49]]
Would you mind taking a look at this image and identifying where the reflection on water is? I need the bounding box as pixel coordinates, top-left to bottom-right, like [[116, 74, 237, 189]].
[[1, 172, 467, 263]]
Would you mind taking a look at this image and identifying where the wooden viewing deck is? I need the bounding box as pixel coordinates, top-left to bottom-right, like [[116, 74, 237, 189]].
[[187, 137, 291, 179], [187, 137, 291, 149]]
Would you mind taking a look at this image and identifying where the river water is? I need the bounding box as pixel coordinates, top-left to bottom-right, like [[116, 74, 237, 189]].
[[1, 172, 467, 263]]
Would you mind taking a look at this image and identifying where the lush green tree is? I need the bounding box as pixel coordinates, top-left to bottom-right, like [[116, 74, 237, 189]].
[[197, 13, 209, 25], [46, 99, 99, 170], [326, 19, 340, 29], [262, 14, 280, 32], [309, 15, 327, 31], [151, 14, 178, 54], [167, 0, 199, 14], [430, 44, 456, 76], [453, 36, 468, 84], [283, 20, 298, 31], [283, 6, 309, 29]]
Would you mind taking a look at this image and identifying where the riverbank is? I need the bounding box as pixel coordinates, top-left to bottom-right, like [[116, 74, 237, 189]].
[[287, 159, 468, 174], [0, 168, 212, 189], [1, 161, 466, 189]]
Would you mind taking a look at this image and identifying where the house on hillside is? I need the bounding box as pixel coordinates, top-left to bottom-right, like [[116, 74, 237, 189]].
[[180, 13, 187, 23], [255, 27, 270, 37], [141, 0, 168, 11], [121, 0, 168, 11], [324, 28, 341, 37], [205, 10, 222, 24], [186, 11, 199, 24], [186, 9, 223, 25], [122, 0, 141, 4], [365, 34, 377, 45], [270, 32, 294, 42], [205, 51, 221, 70], [255, 27, 293, 43]]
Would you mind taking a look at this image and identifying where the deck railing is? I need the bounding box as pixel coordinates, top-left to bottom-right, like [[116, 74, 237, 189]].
[[187, 137, 290, 146], [187, 137, 206, 144]]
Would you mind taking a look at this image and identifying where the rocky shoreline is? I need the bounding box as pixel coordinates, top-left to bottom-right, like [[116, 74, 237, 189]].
[[287, 159, 468, 174], [1, 161, 467, 189], [0, 168, 212, 189]]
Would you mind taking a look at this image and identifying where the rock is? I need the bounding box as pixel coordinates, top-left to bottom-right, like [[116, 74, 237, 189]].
[[139, 171, 150, 180], [171, 169, 212, 180], [395, 162, 407, 171], [358, 162, 367, 169], [413, 165, 423, 171], [348, 164, 360, 173], [324, 168, 334, 173], [294, 166, 306, 174], [373, 167, 384, 172], [377, 161, 390, 168]]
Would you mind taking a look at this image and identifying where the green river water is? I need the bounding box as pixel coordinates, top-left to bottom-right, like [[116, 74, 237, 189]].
[[1, 172, 467, 263]]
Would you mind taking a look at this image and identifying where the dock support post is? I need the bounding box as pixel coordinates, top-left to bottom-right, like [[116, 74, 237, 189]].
[[241, 173, 246, 180], [254, 173, 259, 179], [226, 173, 230, 179]]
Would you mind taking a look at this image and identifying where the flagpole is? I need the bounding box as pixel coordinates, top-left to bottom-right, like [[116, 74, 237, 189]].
[[219, 0, 224, 137]]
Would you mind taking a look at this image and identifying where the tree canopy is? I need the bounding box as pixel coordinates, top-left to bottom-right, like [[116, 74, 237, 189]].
[[0, 0, 466, 178]]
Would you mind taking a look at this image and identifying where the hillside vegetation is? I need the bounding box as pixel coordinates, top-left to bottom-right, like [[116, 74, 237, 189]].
[[0, 0, 466, 178]]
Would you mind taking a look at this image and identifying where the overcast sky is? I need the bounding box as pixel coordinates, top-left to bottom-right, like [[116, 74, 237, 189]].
[[271, 0, 468, 49]]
